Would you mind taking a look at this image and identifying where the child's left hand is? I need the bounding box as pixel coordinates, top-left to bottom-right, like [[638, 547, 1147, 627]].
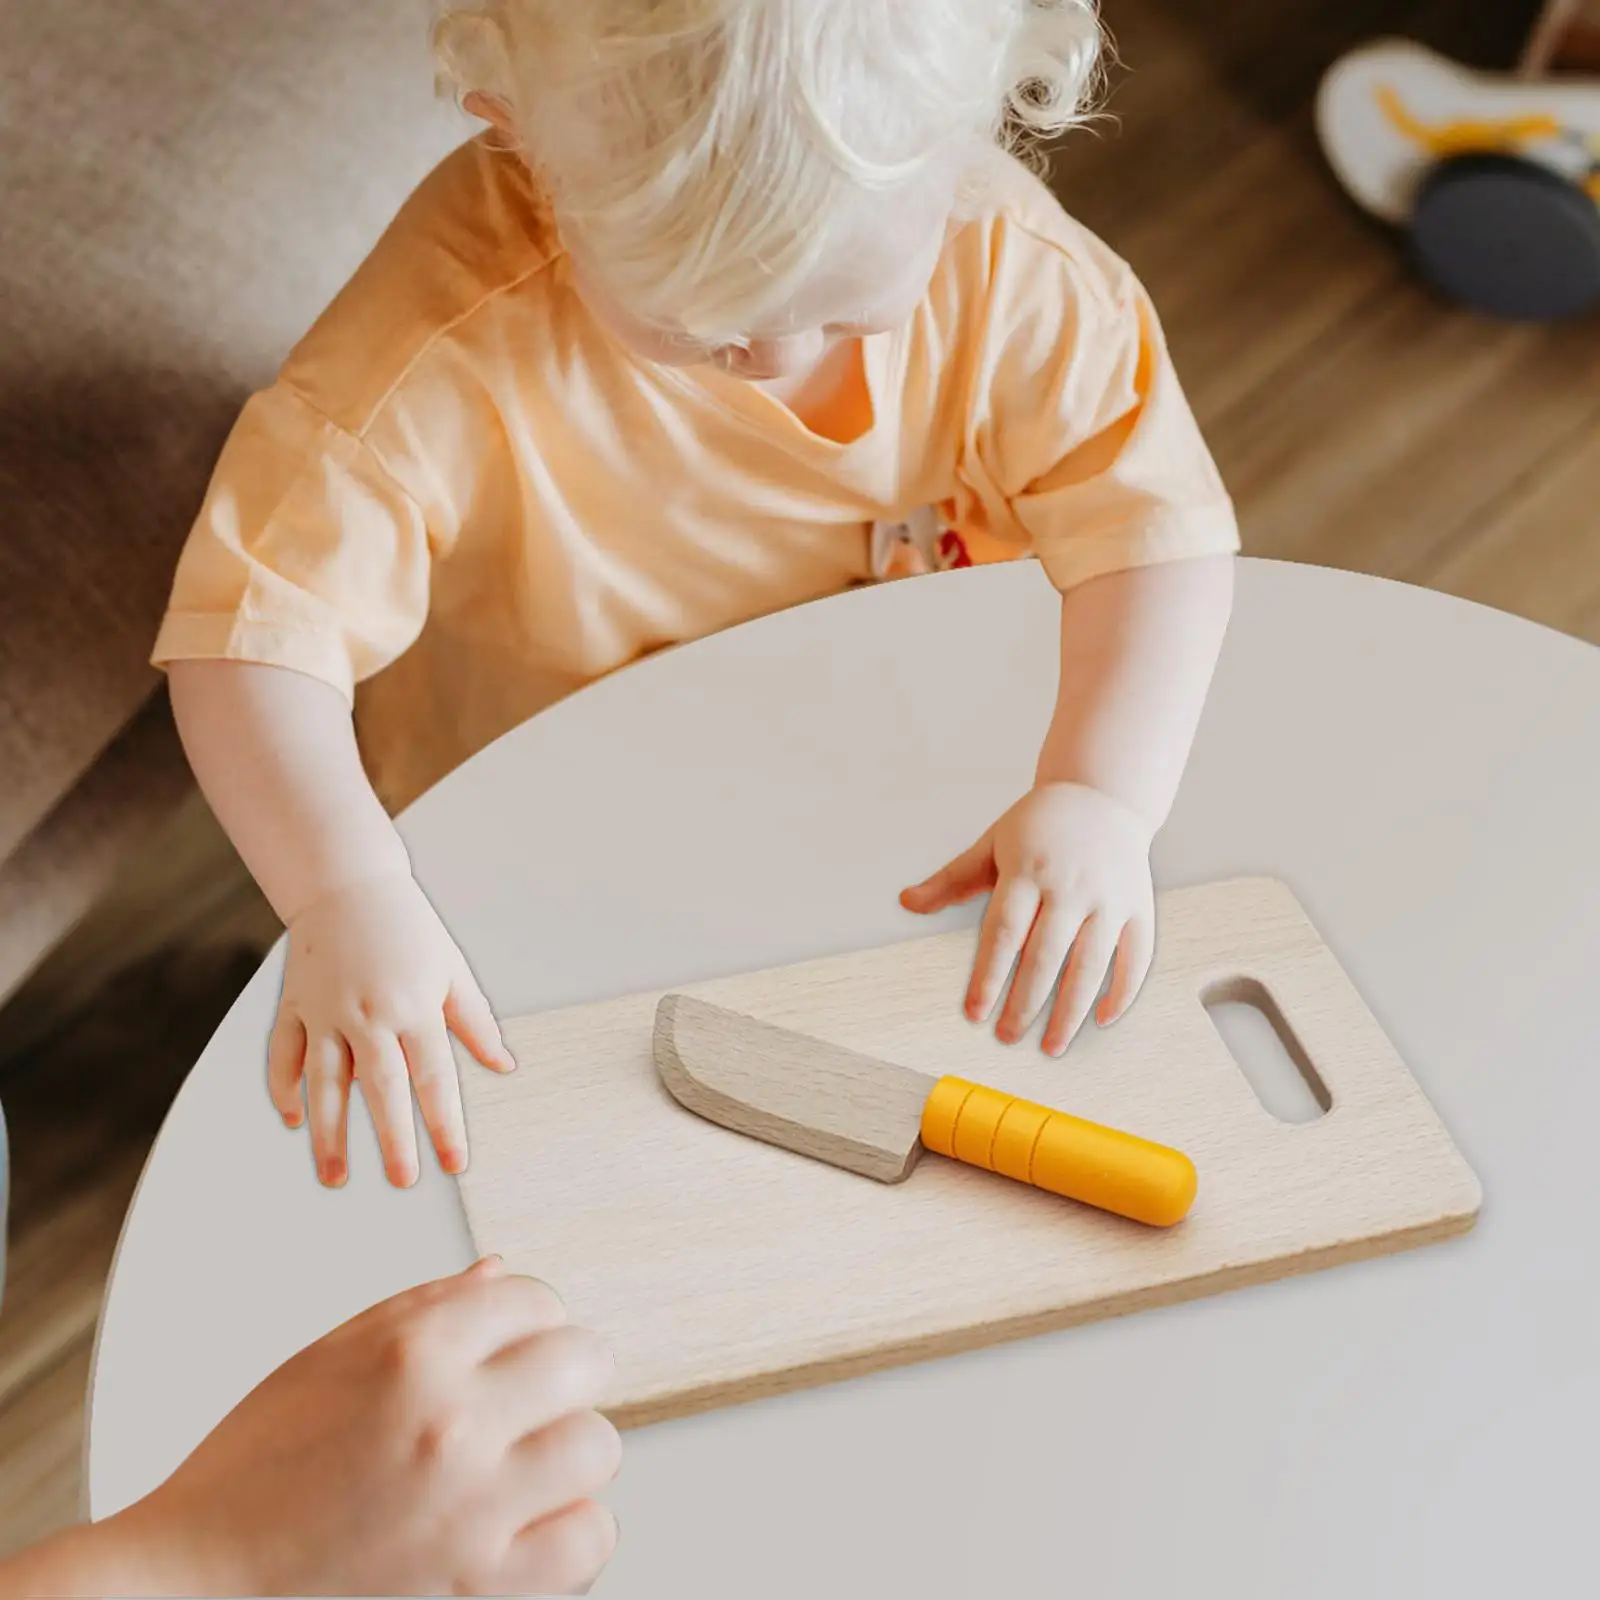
[[900, 783, 1156, 1056]]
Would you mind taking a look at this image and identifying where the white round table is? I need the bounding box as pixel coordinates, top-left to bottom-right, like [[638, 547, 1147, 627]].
[[89, 560, 1600, 1597]]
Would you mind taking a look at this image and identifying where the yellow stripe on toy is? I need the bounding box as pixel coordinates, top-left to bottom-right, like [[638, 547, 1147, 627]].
[[920, 1076, 1198, 1228], [1376, 84, 1561, 157]]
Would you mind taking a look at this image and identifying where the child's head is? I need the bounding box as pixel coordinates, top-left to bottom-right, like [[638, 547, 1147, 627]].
[[434, 0, 1101, 377]]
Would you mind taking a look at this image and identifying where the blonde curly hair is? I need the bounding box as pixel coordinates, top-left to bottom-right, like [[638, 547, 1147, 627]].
[[433, 0, 1102, 341]]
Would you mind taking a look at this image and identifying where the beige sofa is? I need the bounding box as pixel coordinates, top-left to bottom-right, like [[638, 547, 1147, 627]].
[[0, 2, 470, 1006]]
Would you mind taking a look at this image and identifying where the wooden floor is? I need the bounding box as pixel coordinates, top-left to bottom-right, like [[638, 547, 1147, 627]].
[[2, 0, 1595, 1560]]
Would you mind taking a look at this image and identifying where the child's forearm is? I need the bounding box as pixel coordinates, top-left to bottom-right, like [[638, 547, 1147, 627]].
[[167, 659, 411, 926], [1035, 555, 1235, 833]]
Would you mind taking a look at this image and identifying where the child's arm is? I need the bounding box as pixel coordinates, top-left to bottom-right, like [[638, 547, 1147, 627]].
[[1035, 553, 1235, 826], [167, 660, 409, 922], [902, 554, 1234, 1053], [168, 659, 515, 1187]]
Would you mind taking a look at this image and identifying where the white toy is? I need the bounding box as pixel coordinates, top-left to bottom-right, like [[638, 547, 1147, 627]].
[[1316, 39, 1600, 319]]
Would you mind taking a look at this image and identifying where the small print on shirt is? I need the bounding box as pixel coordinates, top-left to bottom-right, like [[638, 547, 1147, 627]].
[[869, 504, 975, 581]]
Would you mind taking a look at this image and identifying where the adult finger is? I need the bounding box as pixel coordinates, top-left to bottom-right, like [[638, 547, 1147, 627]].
[[419, 1271, 571, 1367], [351, 1029, 420, 1188], [305, 1031, 353, 1187], [445, 973, 517, 1073], [1042, 912, 1118, 1057], [997, 897, 1086, 1045], [483, 1324, 616, 1438], [499, 1500, 619, 1599], [502, 1409, 622, 1527], [1098, 914, 1156, 1026], [329, 1256, 505, 1348], [401, 1024, 469, 1175], [899, 833, 997, 914], [966, 875, 1040, 1024], [267, 1009, 307, 1127]]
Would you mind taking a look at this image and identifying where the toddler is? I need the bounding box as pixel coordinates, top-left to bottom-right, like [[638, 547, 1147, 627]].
[[156, 0, 1238, 1189]]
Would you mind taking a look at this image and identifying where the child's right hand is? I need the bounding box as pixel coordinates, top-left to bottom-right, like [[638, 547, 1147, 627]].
[[268, 871, 517, 1187]]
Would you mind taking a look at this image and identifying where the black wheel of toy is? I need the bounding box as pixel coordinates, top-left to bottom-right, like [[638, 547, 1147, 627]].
[[1407, 152, 1600, 321]]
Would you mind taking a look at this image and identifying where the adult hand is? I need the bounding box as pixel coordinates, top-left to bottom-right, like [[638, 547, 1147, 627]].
[[109, 1258, 620, 1597]]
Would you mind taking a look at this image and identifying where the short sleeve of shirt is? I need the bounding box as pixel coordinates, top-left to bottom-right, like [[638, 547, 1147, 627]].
[[150, 381, 433, 702], [958, 201, 1240, 593]]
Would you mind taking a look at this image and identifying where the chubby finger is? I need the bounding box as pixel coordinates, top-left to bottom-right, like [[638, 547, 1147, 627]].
[[351, 1029, 420, 1188], [1043, 913, 1119, 1057], [966, 875, 1041, 1024], [402, 1024, 469, 1175], [997, 897, 1085, 1045], [306, 1031, 354, 1187], [267, 1009, 307, 1127], [445, 974, 517, 1073], [900, 834, 997, 914], [1098, 914, 1156, 1026], [501, 1499, 619, 1599]]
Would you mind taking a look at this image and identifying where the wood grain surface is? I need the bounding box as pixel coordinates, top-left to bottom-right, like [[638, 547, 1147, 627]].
[[653, 994, 933, 1182], [457, 877, 1482, 1429]]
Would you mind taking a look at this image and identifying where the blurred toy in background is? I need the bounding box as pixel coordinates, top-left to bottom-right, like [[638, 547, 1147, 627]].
[[1316, 28, 1600, 321]]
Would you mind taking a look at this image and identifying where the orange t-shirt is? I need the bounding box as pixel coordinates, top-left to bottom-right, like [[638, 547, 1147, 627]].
[[152, 138, 1238, 813]]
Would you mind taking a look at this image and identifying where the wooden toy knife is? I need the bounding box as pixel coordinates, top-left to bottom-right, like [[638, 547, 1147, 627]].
[[653, 994, 1198, 1227]]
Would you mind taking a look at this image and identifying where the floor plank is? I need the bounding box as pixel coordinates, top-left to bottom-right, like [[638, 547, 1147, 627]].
[[0, 1149, 144, 1413], [1428, 430, 1600, 641], [1215, 280, 1600, 579], [0, 945, 264, 1558], [1108, 118, 1402, 425], [0, 785, 275, 1074], [0, 1340, 92, 1559]]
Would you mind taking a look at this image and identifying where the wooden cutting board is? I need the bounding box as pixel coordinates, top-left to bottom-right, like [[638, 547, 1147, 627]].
[[457, 877, 1481, 1428]]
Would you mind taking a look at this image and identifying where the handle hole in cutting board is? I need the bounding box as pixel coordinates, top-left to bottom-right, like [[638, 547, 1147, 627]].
[[1202, 978, 1331, 1124]]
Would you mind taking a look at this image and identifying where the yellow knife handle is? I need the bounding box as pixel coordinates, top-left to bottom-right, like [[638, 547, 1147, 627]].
[[919, 1077, 1197, 1227]]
